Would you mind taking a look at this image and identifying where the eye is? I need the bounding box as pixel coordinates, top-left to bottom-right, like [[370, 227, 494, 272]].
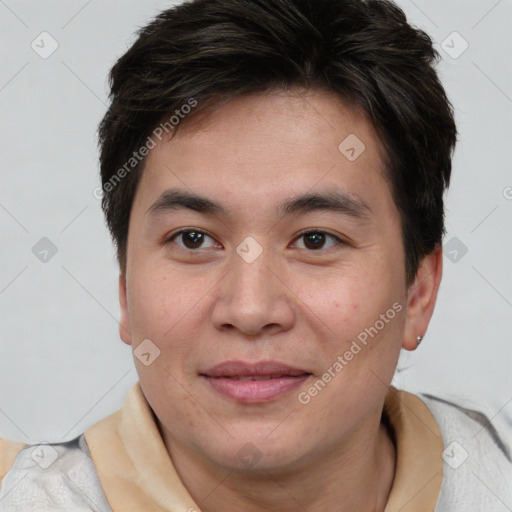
[[293, 230, 344, 251], [166, 229, 219, 251], [165, 228, 345, 252]]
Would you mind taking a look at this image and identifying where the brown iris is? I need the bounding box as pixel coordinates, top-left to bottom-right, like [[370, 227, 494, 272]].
[[180, 231, 204, 249], [302, 232, 326, 250]]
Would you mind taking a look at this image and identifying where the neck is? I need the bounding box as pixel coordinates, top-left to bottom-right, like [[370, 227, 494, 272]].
[[161, 411, 396, 512]]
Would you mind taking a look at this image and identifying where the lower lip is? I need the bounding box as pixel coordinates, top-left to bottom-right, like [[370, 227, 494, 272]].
[[202, 374, 311, 403]]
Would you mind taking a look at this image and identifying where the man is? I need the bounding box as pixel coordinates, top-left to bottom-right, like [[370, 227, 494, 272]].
[[1, 0, 510, 510]]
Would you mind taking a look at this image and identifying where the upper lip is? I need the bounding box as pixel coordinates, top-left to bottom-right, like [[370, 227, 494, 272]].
[[201, 360, 311, 378]]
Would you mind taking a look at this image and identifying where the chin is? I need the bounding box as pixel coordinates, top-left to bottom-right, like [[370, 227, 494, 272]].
[[198, 432, 312, 474]]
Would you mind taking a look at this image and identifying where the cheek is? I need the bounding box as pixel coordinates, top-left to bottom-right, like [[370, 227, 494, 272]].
[[298, 267, 400, 350], [129, 275, 167, 331], [127, 267, 211, 356], [130, 266, 183, 316], [292, 268, 373, 328]]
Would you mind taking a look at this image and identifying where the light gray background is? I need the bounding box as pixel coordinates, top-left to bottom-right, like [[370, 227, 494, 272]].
[[0, 0, 511, 445]]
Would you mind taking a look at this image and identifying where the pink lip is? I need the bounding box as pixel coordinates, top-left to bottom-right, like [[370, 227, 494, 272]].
[[202, 360, 310, 377], [200, 360, 312, 403]]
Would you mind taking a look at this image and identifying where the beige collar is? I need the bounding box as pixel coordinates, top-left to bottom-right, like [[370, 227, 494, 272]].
[[383, 386, 443, 511], [84, 382, 443, 512]]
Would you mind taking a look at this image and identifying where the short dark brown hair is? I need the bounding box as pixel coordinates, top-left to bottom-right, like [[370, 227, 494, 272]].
[[97, 0, 457, 287]]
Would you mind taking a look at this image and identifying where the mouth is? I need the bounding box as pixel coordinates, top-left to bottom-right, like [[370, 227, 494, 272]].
[[199, 360, 312, 403], [215, 374, 309, 381]]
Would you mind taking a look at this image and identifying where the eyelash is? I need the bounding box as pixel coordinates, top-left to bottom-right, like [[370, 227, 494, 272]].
[[164, 228, 346, 253]]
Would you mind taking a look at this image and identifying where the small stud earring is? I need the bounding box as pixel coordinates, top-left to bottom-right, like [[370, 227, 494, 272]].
[[416, 335, 423, 346]]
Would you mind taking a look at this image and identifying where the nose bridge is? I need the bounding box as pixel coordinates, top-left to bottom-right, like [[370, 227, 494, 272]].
[[231, 235, 276, 304]]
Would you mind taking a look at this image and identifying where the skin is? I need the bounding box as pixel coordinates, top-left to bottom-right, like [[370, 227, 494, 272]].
[[118, 88, 443, 512]]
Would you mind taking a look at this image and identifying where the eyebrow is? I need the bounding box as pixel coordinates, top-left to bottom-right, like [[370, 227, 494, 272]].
[[145, 188, 372, 221]]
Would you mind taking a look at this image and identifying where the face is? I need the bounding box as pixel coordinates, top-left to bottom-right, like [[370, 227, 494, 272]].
[[119, 89, 438, 473]]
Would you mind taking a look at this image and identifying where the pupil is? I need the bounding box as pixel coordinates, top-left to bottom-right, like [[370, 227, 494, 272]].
[[184, 231, 203, 249], [305, 232, 325, 250]]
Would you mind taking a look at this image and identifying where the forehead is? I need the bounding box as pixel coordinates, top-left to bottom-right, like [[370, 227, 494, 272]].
[[134, 89, 392, 221]]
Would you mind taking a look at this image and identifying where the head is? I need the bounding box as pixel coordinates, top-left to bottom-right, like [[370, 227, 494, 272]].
[[97, 0, 456, 474]]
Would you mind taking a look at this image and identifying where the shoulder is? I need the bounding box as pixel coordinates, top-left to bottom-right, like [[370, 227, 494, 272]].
[[0, 435, 112, 511], [0, 438, 26, 482], [416, 390, 512, 511]]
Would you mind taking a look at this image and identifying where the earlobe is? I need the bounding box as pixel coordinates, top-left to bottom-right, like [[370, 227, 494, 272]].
[[402, 244, 443, 351], [119, 274, 132, 346]]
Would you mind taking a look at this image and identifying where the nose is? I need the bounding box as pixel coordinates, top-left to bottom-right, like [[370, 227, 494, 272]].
[[211, 243, 296, 337]]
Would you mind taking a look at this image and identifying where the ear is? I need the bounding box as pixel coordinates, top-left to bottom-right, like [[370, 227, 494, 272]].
[[119, 274, 133, 346], [402, 244, 443, 351]]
